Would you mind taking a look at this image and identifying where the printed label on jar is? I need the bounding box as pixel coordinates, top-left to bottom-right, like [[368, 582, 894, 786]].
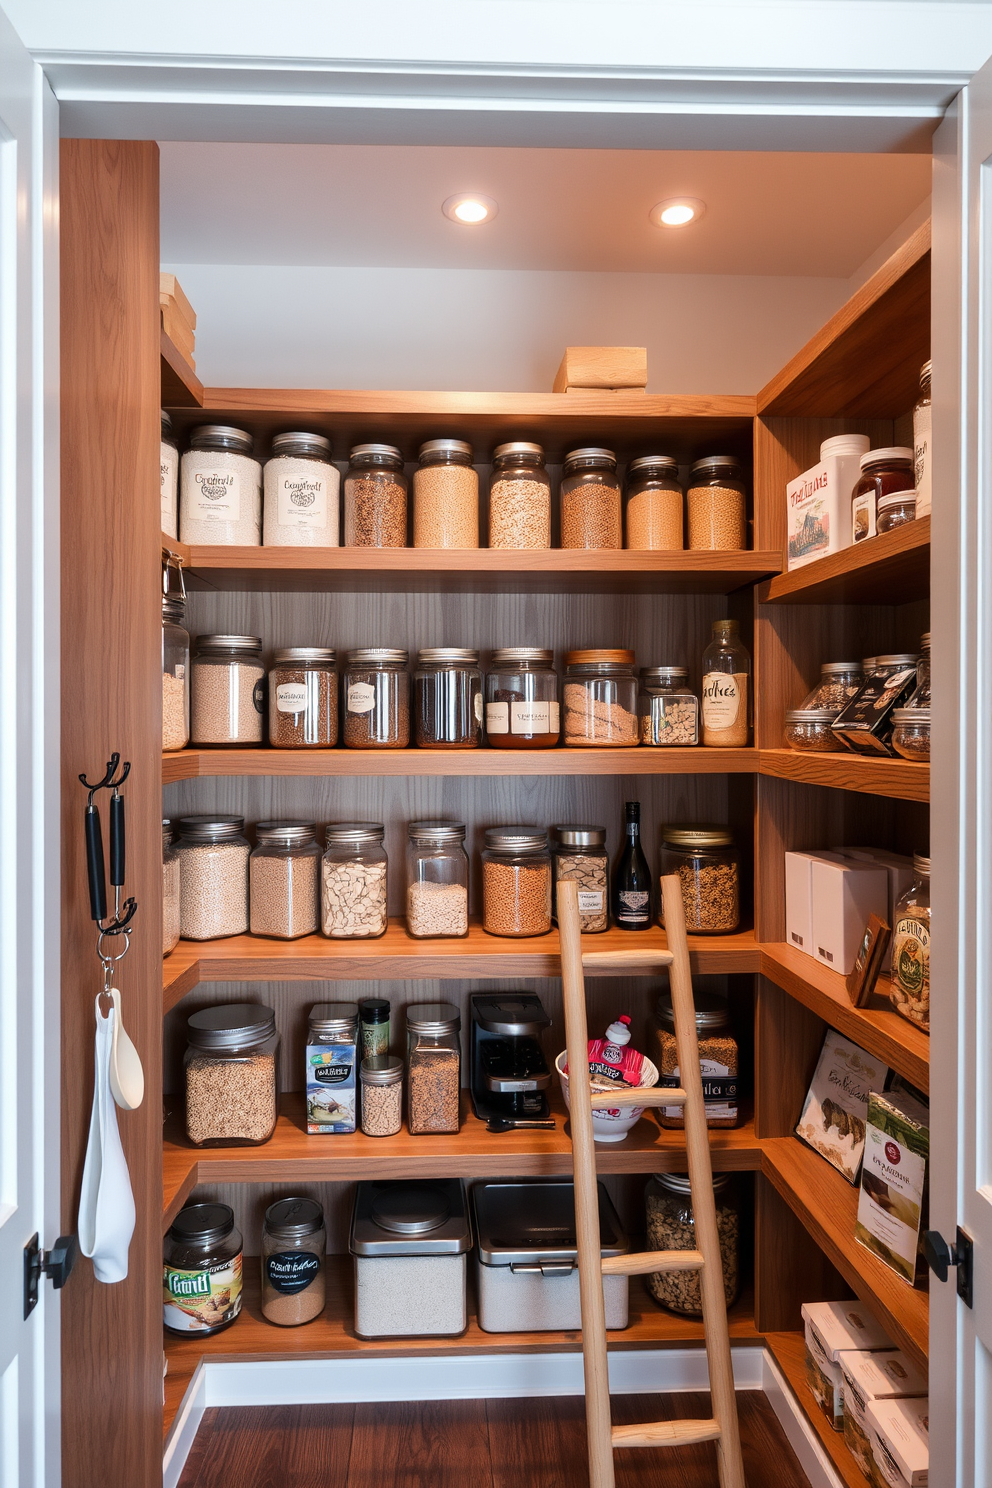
[[189, 465, 241, 523], [276, 682, 309, 714], [163, 1254, 243, 1332], [549, 700, 560, 732], [277, 472, 328, 528], [893, 915, 930, 994], [701, 673, 740, 730], [160, 448, 177, 520], [347, 681, 376, 714], [660, 1061, 738, 1118], [511, 700, 551, 734], [253, 678, 267, 714], [474, 691, 483, 724], [914, 404, 931, 516], [486, 701, 509, 733], [265, 1251, 321, 1295], [617, 890, 650, 923], [577, 889, 605, 913]]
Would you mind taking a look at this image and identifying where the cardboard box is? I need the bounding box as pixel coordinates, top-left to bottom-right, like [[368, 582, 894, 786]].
[[786, 435, 869, 569], [785, 849, 846, 955], [161, 302, 196, 364], [837, 848, 915, 924], [841, 1350, 928, 1480], [811, 856, 888, 974], [856, 1089, 930, 1283], [867, 1396, 929, 1487], [803, 1344, 845, 1431], [305, 1038, 357, 1134], [552, 345, 648, 393], [796, 1031, 890, 1181], [160, 271, 197, 330], [801, 1299, 891, 1363]]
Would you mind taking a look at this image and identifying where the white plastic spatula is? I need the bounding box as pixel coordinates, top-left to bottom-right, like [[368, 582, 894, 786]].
[[108, 986, 144, 1110], [79, 996, 136, 1284]]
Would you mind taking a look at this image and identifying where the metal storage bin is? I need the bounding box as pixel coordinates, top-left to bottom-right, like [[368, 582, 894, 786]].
[[350, 1179, 470, 1338]]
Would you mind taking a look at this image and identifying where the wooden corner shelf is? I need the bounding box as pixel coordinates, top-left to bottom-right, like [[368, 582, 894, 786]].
[[760, 516, 929, 606], [160, 328, 203, 408], [758, 748, 928, 803], [765, 1332, 869, 1488]]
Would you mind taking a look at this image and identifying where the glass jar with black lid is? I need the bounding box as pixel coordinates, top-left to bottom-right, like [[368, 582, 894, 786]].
[[261, 1197, 327, 1327], [413, 648, 482, 748], [485, 648, 559, 748], [560, 447, 622, 550], [164, 1202, 244, 1335]]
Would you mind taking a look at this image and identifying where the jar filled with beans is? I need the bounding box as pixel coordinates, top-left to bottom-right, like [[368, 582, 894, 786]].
[[625, 455, 683, 550], [343, 648, 410, 748], [268, 647, 338, 748], [180, 424, 262, 546], [659, 825, 740, 935], [552, 825, 609, 933], [653, 988, 740, 1129], [482, 826, 553, 937], [176, 815, 251, 940], [563, 649, 639, 747], [639, 667, 699, 746], [489, 442, 551, 549], [644, 1173, 740, 1315], [560, 447, 622, 549], [321, 822, 388, 939], [184, 1002, 280, 1147], [360, 1055, 404, 1137], [249, 820, 322, 940], [687, 456, 747, 550], [413, 439, 479, 548], [485, 648, 559, 748], [162, 594, 190, 752], [406, 1002, 462, 1134], [163, 818, 180, 957], [407, 821, 470, 939], [190, 635, 265, 746], [414, 648, 482, 748], [344, 444, 408, 547]]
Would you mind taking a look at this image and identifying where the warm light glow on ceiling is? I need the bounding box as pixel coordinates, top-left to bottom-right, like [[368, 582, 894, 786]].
[[442, 193, 498, 225], [650, 198, 706, 228]]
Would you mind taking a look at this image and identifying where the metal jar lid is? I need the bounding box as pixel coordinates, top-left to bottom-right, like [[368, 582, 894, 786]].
[[415, 647, 480, 666], [264, 1196, 324, 1238], [891, 708, 931, 723], [169, 1202, 236, 1247], [564, 648, 635, 667], [874, 654, 921, 668], [346, 647, 408, 667], [309, 1002, 360, 1037], [877, 490, 916, 510], [408, 820, 466, 844], [371, 1185, 450, 1235], [272, 647, 336, 666], [162, 594, 185, 624], [661, 824, 734, 848], [269, 431, 332, 459], [161, 409, 175, 439], [324, 822, 385, 846], [163, 817, 173, 847], [913, 853, 931, 875], [920, 360, 932, 386], [555, 825, 607, 848], [177, 814, 246, 842], [689, 455, 742, 477], [490, 647, 554, 667], [785, 708, 840, 723], [653, 1171, 733, 1196], [360, 1055, 404, 1087], [406, 1002, 461, 1035], [627, 455, 679, 477], [186, 1002, 276, 1052], [821, 661, 861, 675], [349, 443, 403, 464], [418, 438, 473, 461], [254, 820, 318, 845], [656, 987, 732, 1033], [493, 441, 544, 460], [484, 825, 548, 853], [920, 632, 931, 649], [194, 634, 262, 655], [189, 425, 254, 455], [563, 447, 617, 470], [859, 446, 914, 468], [641, 666, 689, 684]]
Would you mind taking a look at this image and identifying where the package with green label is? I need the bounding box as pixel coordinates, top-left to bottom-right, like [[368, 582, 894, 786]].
[[856, 1089, 930, 1283]]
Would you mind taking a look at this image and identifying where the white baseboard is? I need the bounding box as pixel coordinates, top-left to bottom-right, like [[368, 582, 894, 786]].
[[163, 1362, 206, 1488]]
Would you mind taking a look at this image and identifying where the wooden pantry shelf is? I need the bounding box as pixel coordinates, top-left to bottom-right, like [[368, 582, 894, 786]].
[[765, 1332, 868, 1488], [761, 516, 930, 606], [758, 748, 928, 803], [160, 327, 203, 408], [761, 1138, 928, 1369]]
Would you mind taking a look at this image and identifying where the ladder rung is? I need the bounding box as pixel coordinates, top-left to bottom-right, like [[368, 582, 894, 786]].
[[581, 950, 674, 971], [602, 1249, 704, 1277], [612, 1418, 722, 1449], [589, 1087, 685, 1109]]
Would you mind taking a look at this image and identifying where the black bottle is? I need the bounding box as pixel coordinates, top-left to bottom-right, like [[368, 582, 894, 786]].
[[613, 801, 652, 930]]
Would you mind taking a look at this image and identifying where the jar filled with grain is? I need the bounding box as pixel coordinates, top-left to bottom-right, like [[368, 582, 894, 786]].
[[625, 456, 683, 550], [163, 819, 180, 957], [798, 662, 864, 710], [261, 1197, 326, 1327], [176, 815, 251, 940], [687, 456, 747, 551], [183, 1002, 279, 1146], [414, 648, 482, 749], [268, 647, 338, 748], [890, 854, 930, 1031], [560, 447, 622, 549], [563, 650, 639, 747], [360, 1055, 404, 1137], [343, 648, 410, 749], [263, 431, 339, 547], [485, 648, 559, 748], [659, 825, 740, 935], [783, 709, 841, 753], [190, 635, 265, 746], [161, 410, 179, 539], [891, 707, 930, 761], [701, 619, 750, 748], [482, 826, 553, 938], [644, 1173, 740, 1315], [162, 594, 190, 752], [344, 444, 408, 547], [639, 667, 699, 746], [552, 825, 609, 933], [489, 442, 551, 549], [180, 424, 262, 546], [249, 821, 322, 940], [321, 822, 388, 939], [413, 439, 479, 548], [653, 988, 740, 1129], [164, 1203, 243, 1336], [407, 821, 469, 939], [406, 1003, 462, 1134]]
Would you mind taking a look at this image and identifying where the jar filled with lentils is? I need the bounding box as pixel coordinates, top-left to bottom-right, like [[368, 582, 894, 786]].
[[263, 431, 339, 547], [560, 447, 622, 549], [268, 647, 337, 748], [180, 424, 262, 546], [321, 822, 388, 939], [344, 444, 408, 547], [191, 635, 265, 746], [162, 593, 190, 752], [563, 650, 639, 747], [659, 825, 740, 935], [343, 648, 410, 748], [687, 456, 747, 551], [489, 442, 551, 548], [653, 988, 739, 1129], [644, 1173, 740, 1315], [261, 1197, 327, 1326], [485, 647, 559, 748], [360, 1055, 404, 1137], [413, 439, 479, 548], [176, 815, 251, 940], [184, 1002, 279, 1146], [407, 821, 470, 939], [639, 667, 699, 746], [552, 825, 609, 933], [163, 819, 180, 957], [249, 821, 322, 940], [406, 1002, 462, 1134], [625, 456, 683, 550], [482, 826, 553, 937], [414, 648, 482, 748]]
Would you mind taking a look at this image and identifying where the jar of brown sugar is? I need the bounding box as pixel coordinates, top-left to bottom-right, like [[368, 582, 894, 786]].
[[687, 457, 747, 550], [268, 648, 338, 748], [482, 826, 552, 937], [653, 988, 739, 1129], [261, 1197, 326, 1327], [563, 650, 639, 747], [560, 447, 622, 549], [344, 444, 408, 547], [625, 456, 683, 550]]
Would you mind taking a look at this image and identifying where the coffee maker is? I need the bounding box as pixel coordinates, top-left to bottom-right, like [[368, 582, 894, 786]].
[[469, 992, 553, 1128]]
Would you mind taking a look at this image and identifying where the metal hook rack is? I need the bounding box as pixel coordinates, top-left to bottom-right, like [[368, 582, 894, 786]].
[[78, 754, 139, 1002]]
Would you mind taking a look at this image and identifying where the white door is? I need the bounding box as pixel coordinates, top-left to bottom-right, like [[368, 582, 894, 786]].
[[0, 6, 60, 1488]]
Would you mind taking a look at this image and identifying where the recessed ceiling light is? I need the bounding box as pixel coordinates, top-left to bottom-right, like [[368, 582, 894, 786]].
[[442, 193, 498, 225], [650, 198, 706, 228]]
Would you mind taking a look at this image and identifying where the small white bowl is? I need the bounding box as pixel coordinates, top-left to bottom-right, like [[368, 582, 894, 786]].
[[555, 1050, 660, 1143]]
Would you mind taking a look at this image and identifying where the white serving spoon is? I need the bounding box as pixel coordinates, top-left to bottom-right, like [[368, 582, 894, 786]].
[[108, 987, 144, 1110]]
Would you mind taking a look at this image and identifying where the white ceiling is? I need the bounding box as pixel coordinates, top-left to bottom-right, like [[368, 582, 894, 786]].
[[160, 143, 930, 278]]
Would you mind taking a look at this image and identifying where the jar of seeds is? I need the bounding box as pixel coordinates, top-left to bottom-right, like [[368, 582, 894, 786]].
[[659, 825, 740, 935], [413, 439, 479, 548], [162, 594, 190, 752], [360, 1056, 404, 1137], [261, 1197, 326, 1327], [414, 648, 483, 749], [482, 827, 552, 938], [249, 821, 322, 939], [687, 456, 747, 551], [176, 815, 251, 940], [268, 648, 338, 748], [560, 447, 622, 549], [180, 424, 262, 546], [406, 1003, 462, 1134], [321, 823, 388, 938], [639, 667, 699, 746], [798, 662, 864, 710], [625, 456, 683, 550], [184, 1002, 279, 1146], [552, 825, 609, 933], [190, 635, 265, 746], [784, 709, 841, 753], [489, 442, 551, 549], [263, 431, 339, 547], [407, 821, 470, 938], [344, 444, 408, 547], [890, 854, 930, 1031], [644, 1173, 740, 1315], [163, 819, 180, 957], [343, 648, 410, 749], [563, 650, 639, 747], [359, 998, 391, 1060], [161, 411, 179, 539], [891, 707, 930, 761], [485, 648, 560, 748], [653, 989, 739, 1129]]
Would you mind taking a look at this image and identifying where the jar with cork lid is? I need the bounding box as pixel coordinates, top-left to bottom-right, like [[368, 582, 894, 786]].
[[687, 457, 746, 550], [344, 444, 408, 547], [625, 456, 683, 550], [413, 439, 479, 548], [559, 448, 622, 549], [488, 443, 551, 549], [563, 650, 639, 747]]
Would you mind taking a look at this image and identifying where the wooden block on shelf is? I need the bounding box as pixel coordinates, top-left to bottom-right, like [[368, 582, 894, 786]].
[[159, 271, 197, 330], [553, 346, 648, 394], [161, 303, 196, 365]]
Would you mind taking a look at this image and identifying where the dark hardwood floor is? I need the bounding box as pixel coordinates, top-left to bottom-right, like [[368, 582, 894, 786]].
[[177, 1392, 810, 1487]]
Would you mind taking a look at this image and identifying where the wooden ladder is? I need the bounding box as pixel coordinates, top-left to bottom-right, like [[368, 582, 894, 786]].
[[556, 875, 747, 1488]]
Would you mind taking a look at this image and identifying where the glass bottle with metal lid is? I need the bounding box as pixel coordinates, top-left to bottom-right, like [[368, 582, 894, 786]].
[[485, 647, 559, 748], [261, 1197, 327, 1326], [343, 648, 410, 749], [183, 1002, 280, 1146], [687, 456, 746, 550], [360, 1055, 404, 1137], [161, 410, 179, 539], [180, 424, 262, 546], [413, 648, 483, 748], [481, 826, 553, 937], [263, 431, 340, 547], [162, 593, 190, 752], [249, 820, 322, 939], [176, 815, 251, 939], [406, 1003, 462, 1134], [268, 647, 338, 748], [625, 455, 683, 550], [406, 821, 469, 939], [413, 439, 479, 548], [489, 442, 551, 549], [560, 447, 622, 550], [164, 1202, 244, 1335], [639, 666, 699, 746], [321, 823, 388, 938], [659, 824, 740, 934], [190, 635, 265, 746], [344, 443, 408, 547], [552, 825, 609, 933]]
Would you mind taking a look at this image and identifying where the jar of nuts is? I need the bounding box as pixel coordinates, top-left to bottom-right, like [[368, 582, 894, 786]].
[[249, 821, 322, 940], [659, 825, 740, 935], [406, 1002, 462, 1134], [183, 1002, 280, 1147], [176, 815, 251, 940], [482, 826, 552, 938], [552, 825, 609, 933], [162, 594, 190, 752], [686, 456, 747, 551], [268, 647, 338, 748], [489, 442, 551, 549], [644, 1172, 740, 1315], [563, 650, 639, 747], [406, 821, 470, 939], [163, 819, 180, 957], [625, 456, 683, 550], [413, 439, 479, 548], [639, 667, 699, 746], [343, 648, 410, 749], [653, 988, 739, 1129], [360, 1055, 404, 1137], [321, 822, 388, 939], [485, 648, 559, 748], [190, 635, 266, 747], [560, 447, 622, 549], [890, 854, 930, 1031], [344, 444, 408, 547]]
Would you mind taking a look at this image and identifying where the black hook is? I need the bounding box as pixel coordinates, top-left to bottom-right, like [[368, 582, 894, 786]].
[[100, 898, 138, 937], [79, 753, 131, 807]]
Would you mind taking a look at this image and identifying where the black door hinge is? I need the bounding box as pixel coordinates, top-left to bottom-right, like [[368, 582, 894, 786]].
[[923, 1226, 973, 1309], [23, 1233, 78, 1319]]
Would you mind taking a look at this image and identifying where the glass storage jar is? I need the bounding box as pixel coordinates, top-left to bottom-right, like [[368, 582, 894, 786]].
[[406, 821, 469, 939], [344, 444, 408, 547], [482, 826, 553, 937], [914, 360, 931, 518], [644, 1173, 740, 1314], [552, 825, 609, 933], [890, 854, 930, 1031], [163, 819, 180, 957], [268, 647, 337, 748], [180, 424, 262, 546], [659, 825, 740, 935], [625, 455, 683, 550], [261, 1197, 327, 1326], [249, 820, 322, 939], [563, 649, 639, 747], [359, 997, 391, 1059], [560, 447, 622, 549], [162, 594, 190, 752], [891, 708, 930, 761], [485, 648, 559, 748], [406, 1003, 462, 1134], [701, 619, 750, 748], [190, 635, 265, 746], [876, 490, 917, 534], [413, 648, 482, 749], [343, 648, 410, 749], [910, 632, 931, 707], [489, 442, 551, 549], [639, 667, 699, 746], [164, 1202, 243, 1336], [413, 439, 479, 548], [176, 815, 251, 940], [784, 708, 842, 753], [653, 989, 739, 1130], [687, 457, 747, 550], [321, 823, 388, 938], [161, 410, 179, 539], [360, 1055, 404, 1137], [183, 1002, 279, 1146], [263, 431, 339, 547], [798, 661, 864, 710], [851, 447, 914, 543]]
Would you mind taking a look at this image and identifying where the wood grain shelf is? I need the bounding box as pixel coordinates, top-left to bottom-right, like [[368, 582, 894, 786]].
[[761, 516, 929, 606], [758, 748, 928, 803], [160, 327, 203, 408], [761, 1138, 928, 1369], [765, 1332, 868, 1488]]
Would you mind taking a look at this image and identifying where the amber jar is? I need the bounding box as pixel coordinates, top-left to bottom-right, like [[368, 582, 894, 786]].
[[851, 447, 914, 544], [485, 648, 559, 748]]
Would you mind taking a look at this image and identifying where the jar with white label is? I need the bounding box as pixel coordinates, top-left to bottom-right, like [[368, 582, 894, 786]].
[[851, 447, 914, 544], [190, 635, 266, 746], [180, 425, 262, 546], [414, 648, 483, 748], [164, 1203, 243, 1336], [268, 648, 337, 748], [162, 594, 190, 752], [343, 648, 410, 749], [552, 826, 609, 933], [890, 854, 930, 1031], [701, 620, 750, 748], [263, 432, 340, 547], [653, 988, 739, 1129], [485, 648, 559, 748], [914, 360, 931, 518], [406, 821, 470, 938], [161, 410, 179, 538], [344, 444, 408, 547]]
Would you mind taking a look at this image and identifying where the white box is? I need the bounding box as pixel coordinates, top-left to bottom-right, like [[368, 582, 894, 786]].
[[811, 857, 888, 974], [841, 1350, 928, 1480], [801, 1299, 891, 1362], [786, 434, 869, 569], [867, 1396, 929, 1488], [785, 850, 846, 956], [838, 848, 915, 925]]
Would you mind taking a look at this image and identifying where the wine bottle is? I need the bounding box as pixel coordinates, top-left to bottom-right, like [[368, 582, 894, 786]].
[[613, 801, 652, 931]]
